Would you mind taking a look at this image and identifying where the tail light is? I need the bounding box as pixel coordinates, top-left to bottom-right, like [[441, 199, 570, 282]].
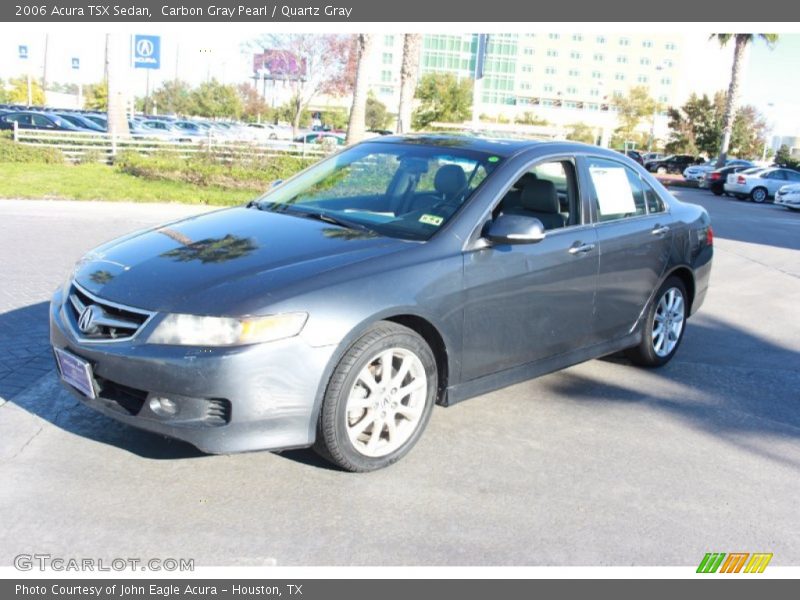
[[706, 225, 714, 246], [710, 172, 721, 181], [737, 175, 746, 184]]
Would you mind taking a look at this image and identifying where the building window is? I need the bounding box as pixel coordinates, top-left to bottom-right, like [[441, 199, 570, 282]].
[[663, 59, 674, 68], [642, 40, 653, 48], [548, 33, 560, 40], [590, 88, 600, 97], [637, 75, 649, 83], [619, 37, 630, 46], [522, 64, 533, 73], [593, 53, 604, 61], [564, 101, 578, 108], [614, 72, 625, 81], [640, 57, 651, 66], [519, 82, 532, 90], [382, 52, 393, 65], [659, 95, 669, 103], [661, 77, 672, 85], [666, 42, 677, 51], [617, 55, 628, 64], [547, 49, 558, 57], [545, 66, 557, 75], [524, 33, 535, 39], [568, 69, 580, 77], [596, 35, 606, 44], [570, 51, 582, 60], [591, 71, 602, 79], [381, 70, 392, 83], [572, 34, 583, 42], [384, 35, 394, 46], [543, 84, 554, 93], [523, 47, 534, 55], [379, 86, 393, 95]]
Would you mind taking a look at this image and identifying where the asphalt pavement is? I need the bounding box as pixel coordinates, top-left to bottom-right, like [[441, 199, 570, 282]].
[[0, 191, 798, 566]]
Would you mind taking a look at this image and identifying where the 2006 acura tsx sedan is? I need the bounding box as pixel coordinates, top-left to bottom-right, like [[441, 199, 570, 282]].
[[50, 135, 713, 471]]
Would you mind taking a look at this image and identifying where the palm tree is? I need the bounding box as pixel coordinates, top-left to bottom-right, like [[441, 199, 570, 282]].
[[346, 34, 374, 145], [397, 34, 422, 134], [711, 33, 777, 167]]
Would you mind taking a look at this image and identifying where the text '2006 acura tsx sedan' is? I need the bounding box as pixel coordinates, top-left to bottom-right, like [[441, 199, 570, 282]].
[[50, 136, 713, 471]]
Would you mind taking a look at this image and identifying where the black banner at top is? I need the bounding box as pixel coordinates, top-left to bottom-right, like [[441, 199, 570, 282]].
[[1, 0, 797, 22]]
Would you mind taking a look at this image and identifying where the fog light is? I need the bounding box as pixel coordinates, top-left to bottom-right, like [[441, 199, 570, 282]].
[[149, 396, 179, 417]]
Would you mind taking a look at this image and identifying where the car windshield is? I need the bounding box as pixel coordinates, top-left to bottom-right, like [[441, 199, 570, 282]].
[[252, 142, 501, 241]]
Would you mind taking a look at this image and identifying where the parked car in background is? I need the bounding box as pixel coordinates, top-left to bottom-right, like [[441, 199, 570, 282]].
[[700, 165, 757, 195], [684, 159, 753, 183], [645, 154, 701, 174], [54, 112, 106, 133], [294, 132, 346, 146], [724, 167, 800, 202], [624, 150, 644, 165], [0, 111, 90, 132], [642, 152, 665, 163], [774, 184, 800, 210], [50, 136, 713, 471]]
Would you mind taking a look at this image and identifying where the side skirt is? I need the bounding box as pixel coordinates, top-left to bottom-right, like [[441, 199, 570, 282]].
[[440, 331, 641, 407]]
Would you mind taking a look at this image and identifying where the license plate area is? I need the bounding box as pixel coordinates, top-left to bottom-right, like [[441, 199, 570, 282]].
[[54, 347, 97, 399]]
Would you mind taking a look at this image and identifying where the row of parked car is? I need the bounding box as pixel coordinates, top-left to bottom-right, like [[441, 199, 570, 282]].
[[0, 104, 354, 146], [684, 157, 800, 211]]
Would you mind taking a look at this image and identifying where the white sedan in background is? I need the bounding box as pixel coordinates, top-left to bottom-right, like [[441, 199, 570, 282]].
[[774, 184, 800, 210], [724, 167, 800, 203]]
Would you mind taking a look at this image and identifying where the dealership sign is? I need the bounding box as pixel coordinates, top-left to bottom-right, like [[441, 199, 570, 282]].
[[133, 34, 160, 69]]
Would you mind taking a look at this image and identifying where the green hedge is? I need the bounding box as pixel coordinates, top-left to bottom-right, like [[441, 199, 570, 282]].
[[0, 133, 64, 164], [114, 150, 314, 191]]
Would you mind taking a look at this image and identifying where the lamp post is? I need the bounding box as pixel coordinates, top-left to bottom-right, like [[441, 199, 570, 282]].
[[761, 102, 775, 162]]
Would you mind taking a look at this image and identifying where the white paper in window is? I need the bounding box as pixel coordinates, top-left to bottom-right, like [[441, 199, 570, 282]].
[[589, 166, 636, 215]]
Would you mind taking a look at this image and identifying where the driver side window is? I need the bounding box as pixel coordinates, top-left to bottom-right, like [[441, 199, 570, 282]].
[[496, 159, 580, 231]]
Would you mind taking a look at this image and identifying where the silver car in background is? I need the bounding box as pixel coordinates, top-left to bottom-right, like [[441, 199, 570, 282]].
[[774, 184, 800, 210], [724, 167, 800, 202]]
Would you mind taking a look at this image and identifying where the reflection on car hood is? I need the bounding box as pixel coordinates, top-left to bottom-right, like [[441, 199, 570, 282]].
[[73, 207, 411, 314]]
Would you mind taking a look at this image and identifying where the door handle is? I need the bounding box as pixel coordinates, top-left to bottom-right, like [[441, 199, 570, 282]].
[[652, 225, 670, 236], [568, 242, 596, 255]]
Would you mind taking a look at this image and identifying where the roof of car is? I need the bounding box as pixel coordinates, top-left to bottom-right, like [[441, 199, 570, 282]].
[[367, 134, 545, 157]]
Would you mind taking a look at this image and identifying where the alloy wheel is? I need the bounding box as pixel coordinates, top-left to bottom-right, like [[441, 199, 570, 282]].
[[345, 347, 428, 457], [652, 287, 685, 357]]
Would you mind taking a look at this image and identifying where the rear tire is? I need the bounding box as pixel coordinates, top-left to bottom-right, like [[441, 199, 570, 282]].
[[626, 276, 688, 368], [711, 187, 723, 196], [750, 187, 768, 203], [313, 321, 437, 472]]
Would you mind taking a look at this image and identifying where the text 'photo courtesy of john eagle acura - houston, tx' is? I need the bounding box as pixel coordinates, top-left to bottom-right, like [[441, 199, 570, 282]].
[[50, 135, 713, 472]]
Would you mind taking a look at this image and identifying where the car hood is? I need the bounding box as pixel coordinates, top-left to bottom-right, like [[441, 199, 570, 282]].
[[73, 207, 412, 315]]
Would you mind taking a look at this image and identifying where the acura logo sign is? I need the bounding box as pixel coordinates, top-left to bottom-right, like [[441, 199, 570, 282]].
[[78, 305, 102, 334]]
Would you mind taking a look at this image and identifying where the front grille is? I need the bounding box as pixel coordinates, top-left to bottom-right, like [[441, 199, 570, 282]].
[[65, 282, 153, 342]]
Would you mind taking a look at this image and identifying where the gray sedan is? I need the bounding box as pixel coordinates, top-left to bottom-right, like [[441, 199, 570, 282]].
[[50, 136, 713, 471]]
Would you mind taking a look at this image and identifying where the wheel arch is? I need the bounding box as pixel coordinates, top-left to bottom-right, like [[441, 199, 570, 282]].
[[663, 265, 696, 314]]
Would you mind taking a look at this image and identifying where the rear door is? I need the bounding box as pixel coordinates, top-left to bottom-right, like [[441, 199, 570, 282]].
[[582, 156, 674, 341]]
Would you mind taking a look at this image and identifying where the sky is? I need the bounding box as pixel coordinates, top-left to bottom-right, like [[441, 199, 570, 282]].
[[1, 25, 798, 137]]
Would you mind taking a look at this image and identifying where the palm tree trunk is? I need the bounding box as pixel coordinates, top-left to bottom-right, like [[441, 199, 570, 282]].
[[716, 35, 749, 167], [397, 34, 422, 134], [346, 34, 374, 145]]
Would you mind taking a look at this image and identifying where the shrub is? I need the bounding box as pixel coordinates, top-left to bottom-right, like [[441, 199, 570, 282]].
[[114, 150, 314, 191], [0, 134, 64, 164]]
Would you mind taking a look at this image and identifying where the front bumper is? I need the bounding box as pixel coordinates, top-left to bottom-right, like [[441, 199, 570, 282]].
[[49, 286, 336, 454], [775, 193, 800, 208]]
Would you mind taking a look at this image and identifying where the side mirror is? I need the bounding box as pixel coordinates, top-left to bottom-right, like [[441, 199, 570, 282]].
[[485, 214, 546, 245]]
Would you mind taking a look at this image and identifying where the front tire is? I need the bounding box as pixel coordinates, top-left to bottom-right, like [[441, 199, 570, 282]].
[[626, 276, 688, 368], [313, 321, 437, 472]]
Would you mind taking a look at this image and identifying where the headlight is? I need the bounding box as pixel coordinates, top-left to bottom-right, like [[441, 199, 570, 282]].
[[147, 312, 308, 346]]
